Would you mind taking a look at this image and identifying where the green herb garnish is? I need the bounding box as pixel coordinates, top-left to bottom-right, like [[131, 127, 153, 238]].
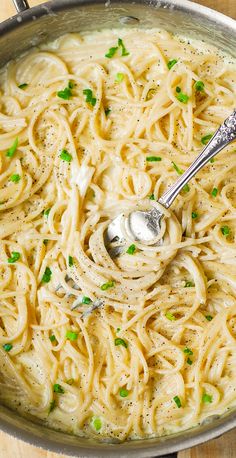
[[60, 149, 72, 162], [83, 89, 96, 107], [43, 239, 49, 245], [57, 84, 72, 100], [66, 330, 78, 341], [167, 59, 178, 70], [221, 225, 230, 236], [8, 252, 20, 263], [118, 38, 129, 56], [6, 138, 18, 158], [44, 208, 51, 218], [82, 296, 92, 304], [101, 280, 115, 290], [191, 212, 198, 219], [49, 400, 56, 413], [3, 343, 13, 352], [68, 255, 74, 267], [116, 327, 121, 332], [165, 312, 176, 321], [105, 46, 118, 58], [201, 134, 213, 145], [173, 396, 182, 408], [183, 347, 193, 355], [176, 86, 181, 93], [42, 267, 52, 283], [149, 193, 155, 200], [10, 174, 21, 183], [18, 83, 28, 89], [176, 91, 189, 104], [187, 357, 193, 365], [146, 156, 162, 162], [119, 388, 129, 397], [126, 244, 136, 255], [49, 335, 56, 342], [53, 384, 65, 394], [115, 72, 124, 82], [211, 187, 218, 197], [91, 416, 102, 431], [172, 161, 183, 175], [195, 80, 205, 92], [209, 158, 215, 163], [185, 281, 194, 287], [202, 393, 213, 403], [115, 337, 128, 348], [205, 315, 213, 321], [105, 108, 111, 116]]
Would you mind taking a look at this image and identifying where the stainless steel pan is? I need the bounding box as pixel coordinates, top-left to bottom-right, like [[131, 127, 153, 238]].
[[0, 0, 236, 456]]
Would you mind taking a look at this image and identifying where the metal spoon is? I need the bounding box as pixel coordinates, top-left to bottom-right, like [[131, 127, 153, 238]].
[[106, 109, 236, 248]]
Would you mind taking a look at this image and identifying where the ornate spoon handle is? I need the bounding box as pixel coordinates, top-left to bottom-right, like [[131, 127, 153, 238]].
[[159, 109, 236, 209]]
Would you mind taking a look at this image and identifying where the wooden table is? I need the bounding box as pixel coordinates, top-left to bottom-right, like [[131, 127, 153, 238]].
[[1, 0, 236, 457]]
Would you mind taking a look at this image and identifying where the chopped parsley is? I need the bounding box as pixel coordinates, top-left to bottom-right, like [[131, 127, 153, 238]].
[[53, 383, 65, 394], [195, 80, 205, 91], [42, 267, 52, 283], [183, 347, 193, 355], [209, 158, 215, 163], [205, 315, 213, 321], [149, 193, 155, 200], [66, 330, 78, 341], [116, 327, 121, 332], [211, 187, 218, 197], [221, 225, 230, 236], [176, 86, 181, 93], [172, 161, 189, 192], [105, 46, 118, 58], [68, 255, 74, 267], [173, 396, 182, 408], [91, 416, 102, 431], [6, 138, 18, 158], [119, 388, 129, 397], [202, 393, 213, 403], [172, 161, 183, 175], [82, 296, 92, 304], [60, 149, 72, 162], [201, 134, 213, 145], [49, 400, 56, 413], [57, 84, 73, 100], [187, 357, 193, 365], [18, 83, 28, 89], [43, 239, 49, 245], [49, 335, 56, 342], [146, 156, 162, 162], [176, 91, 189, 104], [105, 108, 111, 116], [44, 208, 51, 218], [191, 212, 198, 219], [185, 281, 194, 287], [118, 38, 129, 56], [115, 72, 124, 82], [165, 312, 176, 321], [115, 337, 128, 348], [10, 174, 21, 183], [105, 38, 129, 58], [83, 88, 96, 107], [68, 81, 74, 89], [3, 343, 13, 352], [101, 280, 115, 290], [126, 244, 136, 255], [167, 59, 178, 70], [8, 252, 20, 263]]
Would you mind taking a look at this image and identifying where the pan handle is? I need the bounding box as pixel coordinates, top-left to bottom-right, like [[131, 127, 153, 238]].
[[12, 0, 29, 12]]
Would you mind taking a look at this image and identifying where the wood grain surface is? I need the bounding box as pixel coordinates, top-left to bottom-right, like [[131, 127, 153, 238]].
[[0, 1, 236, 457]]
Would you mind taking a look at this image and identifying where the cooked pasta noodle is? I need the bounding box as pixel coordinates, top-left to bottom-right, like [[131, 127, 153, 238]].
[[1, 28, 236, 441]]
